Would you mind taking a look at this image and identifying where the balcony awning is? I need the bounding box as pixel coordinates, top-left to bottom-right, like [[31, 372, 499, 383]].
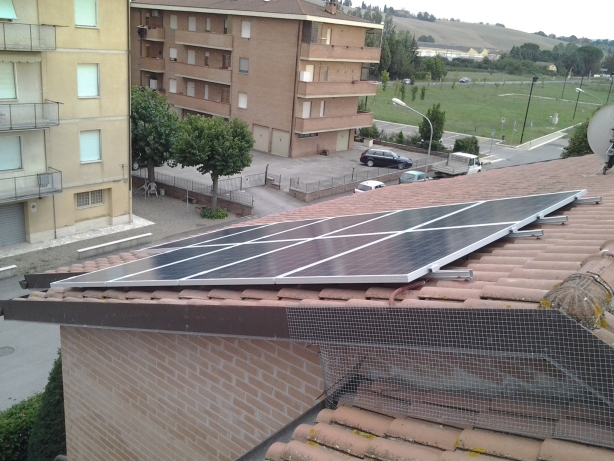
[[0, 0, 17, 20], [0, 52, 41, 63]]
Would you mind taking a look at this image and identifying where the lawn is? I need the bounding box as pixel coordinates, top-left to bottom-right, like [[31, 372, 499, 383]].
[[371, 78, 613, 143]]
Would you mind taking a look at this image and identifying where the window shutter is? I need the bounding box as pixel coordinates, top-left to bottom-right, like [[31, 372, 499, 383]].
[[239, 58, 248, 74], [169, 15, 177, 29], [169, 78, 177, 93], [206, 18, 211, 31], [169, 48, 177, 61], [187, 81, 195, 97], [238, 92, 247, 109], [241, 21, 251, 38], [188, 16, 196, 31], [204, 84, 209, 100], [74, 0, 97, 27], [0, 136, 21, 170], [0, 62, 16, 99], [80, 130, 101, 162], [187, 50, 196, 65], [77, 63, 99, 97]]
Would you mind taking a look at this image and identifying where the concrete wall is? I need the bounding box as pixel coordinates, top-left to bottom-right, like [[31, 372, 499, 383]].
[[61, 327, 323, 460]]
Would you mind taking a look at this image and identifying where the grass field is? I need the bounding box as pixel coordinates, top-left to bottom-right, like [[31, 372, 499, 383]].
[[371, 78, 614, 143]]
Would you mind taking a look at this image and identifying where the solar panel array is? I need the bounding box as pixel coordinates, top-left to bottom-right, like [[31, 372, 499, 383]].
[[53, 190, 585, 288]]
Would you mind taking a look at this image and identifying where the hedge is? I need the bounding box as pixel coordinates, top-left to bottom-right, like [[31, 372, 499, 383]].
[[0, 394, 42, 461]]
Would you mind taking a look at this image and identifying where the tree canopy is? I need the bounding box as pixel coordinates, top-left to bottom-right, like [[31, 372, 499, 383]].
[[171, 116, 254, 212], [131, 86, 179, 183], [419, 103, 446, 143], [453, 136, 480, 155]]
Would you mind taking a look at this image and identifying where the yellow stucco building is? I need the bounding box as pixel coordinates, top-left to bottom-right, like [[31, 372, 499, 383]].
[[0, 0, 130, 247]]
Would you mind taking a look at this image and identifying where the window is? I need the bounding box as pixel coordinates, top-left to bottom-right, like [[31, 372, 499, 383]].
[[239, 58, 249, 74], [77, 63, 99, 98], [169, 47, 177, 61], [0, 0, 17, 21], [206, 18, 211, 32], [188, 16, 196, 31], [204, 84, 209, 100], [361, 63, 370, 81], [186, 81, 195, 97], [238, 92, 247, 109], [322, 65, 329, 82], [319, 101, 325, 117], [80, 130, 101, 162], [0, 63, 16, 99], [205, 52, 210, 67], [241, 21, 251, 38], [187, 49, 196, 65], [169, 78, 177, 93], [0, 136, 21, 171], [223, 54, 231, 68], [75, 0, 97, 27], [76, 189, 103, 208], [302, 101, 311, 118], [148, 78, 157, 90], [298, 133, 318, 139], [169, 14, 177, 29]]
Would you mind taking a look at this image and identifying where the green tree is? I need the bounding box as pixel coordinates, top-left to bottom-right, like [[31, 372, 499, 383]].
[[561, 121, 592, 158], [379, 40, 391, 72], [395, 131, 405, 144], [27, 352, 66, 461], [419, 103, 445, 142], [400, 81, 407, 101], [575, 45, 604, 75], [411, 85, 418, 101], [453, 136, 480, 155], [380, 70, 390, 90], [172, 116, 254, 212], [420, 86, 426, 100], [423, 57, 447, 80], [131, 86, 180, 183]]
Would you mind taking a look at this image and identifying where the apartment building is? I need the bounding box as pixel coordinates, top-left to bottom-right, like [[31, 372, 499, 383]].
[[0, 0, 130, 248], [130, 0, 382, 157]]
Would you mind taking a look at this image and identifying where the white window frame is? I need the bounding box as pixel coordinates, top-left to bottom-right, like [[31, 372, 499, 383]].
[[76, 189, 104, 208], [238, 58, 249, 75], [169, 78, 177, 93], [0, 135, 22, 171], [188, 16, 196, 32], [320, 101, 325, 117], [79, 130, 101, 163], [206, 17, 211, 32], [186, 81, 195, 97], [187, 49, 196, 65], [74, 0, 97, 28], [204, 84, 209, 100], [241, 21, 251, 39], [77, 63, 99, 98], [0, 62, 17, 100], [169, 47, 177, 61], [238, 92, 247, 109], [169, 14, 178, 30], [302, 101, 311, 119], [205, 52, 210, 67]]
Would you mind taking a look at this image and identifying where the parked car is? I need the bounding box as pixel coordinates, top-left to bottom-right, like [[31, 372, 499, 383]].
[[402, 78, 412, 85], [360, 149, 413, 169], [459, 77, 471, 83], [354, 180, 385, 194], [398, 170, 429, 184], [132, 160, 147, 170]]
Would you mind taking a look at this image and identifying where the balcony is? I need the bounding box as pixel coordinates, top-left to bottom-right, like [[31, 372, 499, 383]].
[[300, 43, 380, 63], [171, 62, 231, 85], [137, 26, 165, 41], [297, 80, 377, 98], [294, 111, 373, 134], [166, 93, 230, 118], [174, 30, 233, 50], [0, 23, 56, 51], [139, 57, 165, 72], [0, 103, 60, 131], [0, 168, 62, 203]]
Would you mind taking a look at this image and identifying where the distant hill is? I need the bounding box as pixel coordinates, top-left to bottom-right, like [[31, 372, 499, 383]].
[[391, 16, 565, 52]]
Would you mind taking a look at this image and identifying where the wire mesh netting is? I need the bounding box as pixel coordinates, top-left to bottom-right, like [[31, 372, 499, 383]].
[[287, 306, 614, 449]]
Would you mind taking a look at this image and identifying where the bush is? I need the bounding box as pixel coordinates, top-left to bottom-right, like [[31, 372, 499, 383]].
[[359, 124, 380, 139], [27, 352, 66, 461], [561, 121, 592, 158], [200, 207, 228, 219], [0, 394, 42, 461], [453, 136, 480, 155]]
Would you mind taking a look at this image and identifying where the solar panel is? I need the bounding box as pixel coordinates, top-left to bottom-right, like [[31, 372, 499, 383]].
[[54, 190, 585, 288]]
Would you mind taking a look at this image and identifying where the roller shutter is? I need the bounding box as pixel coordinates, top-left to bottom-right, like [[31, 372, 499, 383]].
[[0, 202, 25, 247]]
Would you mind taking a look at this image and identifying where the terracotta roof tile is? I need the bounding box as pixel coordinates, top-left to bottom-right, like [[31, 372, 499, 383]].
[[364, 437, 443, 461], [101, 289, 127, 300], [480, 285, 549, 303], [278, 440, 361, 461], [474, 411, 556, 440], [241, 289, 280, 301], [457, 428, 542, 461], [331, 406, 393, 437], [81, 289, 106, 299], [278, 288, 321, 300], [386, 418, 462, 450], [417, 287, 483, 301], [554, 418, 614, 448], [295, 423, 371, 457], [207, 288, 243, 300], [539, 439, 614, 461], [439, 451, 509, 460], [319, 288, 366, 301], [151, 290, 181, 299], [125, 290, 153, 300], [265, 442, 285, 461], [178, 289, 210, 299]]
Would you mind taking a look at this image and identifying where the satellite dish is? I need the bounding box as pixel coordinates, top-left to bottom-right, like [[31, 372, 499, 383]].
[[587, 105, 614, 161]]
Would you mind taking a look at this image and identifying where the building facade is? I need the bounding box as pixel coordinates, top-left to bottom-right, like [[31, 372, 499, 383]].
[[130, 0, 381, 157], [417, 42, 498, 61], [0, 0, 130, 247]]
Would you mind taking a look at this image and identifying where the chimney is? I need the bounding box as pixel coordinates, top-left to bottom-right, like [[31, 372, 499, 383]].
[[325, 0, 337, 15]]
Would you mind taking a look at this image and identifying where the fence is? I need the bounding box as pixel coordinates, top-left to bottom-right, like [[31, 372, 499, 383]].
[[289, 159, 429, 193], [0, 168, 62, 203], [133, 169, 253, 207]]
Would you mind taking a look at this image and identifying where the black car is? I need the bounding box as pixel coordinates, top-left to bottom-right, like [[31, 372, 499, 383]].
[[360, 149, 412, 169]]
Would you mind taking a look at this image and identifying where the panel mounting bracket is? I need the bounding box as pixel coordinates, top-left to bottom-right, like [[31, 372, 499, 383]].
[[508, 229, 544, 239], [576, 196, 602, 204], [425, 268, 473, 280], [535, 216, 568, 224]]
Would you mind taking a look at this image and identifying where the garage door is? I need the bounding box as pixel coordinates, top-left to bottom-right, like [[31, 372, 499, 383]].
[[253, 125, 270, 152], [336, 130, 349, 152], [0, 202, 26, 247], [271, 129, 290, 157]]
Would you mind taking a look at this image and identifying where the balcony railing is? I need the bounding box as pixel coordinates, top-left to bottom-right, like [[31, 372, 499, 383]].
[[294, 111, 373, 134], [300, 43, 380, 63], [174, 30, 233, 50], [139, 56, 166, 72], [0, 103, 60, 131], [166, 93, 230, 118], [171, 62, 231, 85], [137, 26, 165, 41], [0, 23, 56, 51], [0, 168, 62, 203], [297, 80, 377, 98]]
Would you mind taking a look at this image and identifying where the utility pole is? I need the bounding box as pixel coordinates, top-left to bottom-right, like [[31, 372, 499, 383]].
[[573, 75, 585, 120], [520, 76, 538, 145]]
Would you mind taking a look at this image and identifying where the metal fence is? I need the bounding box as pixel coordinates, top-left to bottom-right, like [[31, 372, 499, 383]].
[[0, 168, 62, 203], [0, 23, 56, 51], [267, 173, 282, 187], [289, 159, 429, 193], [0, 103, 60, 131], [133, 170, 253, 207]]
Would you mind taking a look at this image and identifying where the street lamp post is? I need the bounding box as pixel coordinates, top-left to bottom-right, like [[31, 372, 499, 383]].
[[607, 73, 614, 105], [519, 76, 538, 145], [576, 87, 603, 105], [572, 76, 585, 120], [392, 98, 432, 174]]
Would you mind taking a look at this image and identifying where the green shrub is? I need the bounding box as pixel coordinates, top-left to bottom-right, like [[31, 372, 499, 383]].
[[561, 121, 592, 158], [200, 207, 228, 219], [395, 131, 405, 144], [27, 352, 66, 461], [453, 136, 480, 155], [359, 124, 380, 139], [0, 394, 42, 461]]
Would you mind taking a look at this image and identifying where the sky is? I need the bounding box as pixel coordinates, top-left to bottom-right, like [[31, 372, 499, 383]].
[[368, 0, 611, 40]]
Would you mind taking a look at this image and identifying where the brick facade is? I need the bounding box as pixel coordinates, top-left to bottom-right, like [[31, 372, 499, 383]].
[[61, 327, 323, 460]]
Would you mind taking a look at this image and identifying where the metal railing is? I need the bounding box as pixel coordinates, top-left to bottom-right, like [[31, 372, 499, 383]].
[[0, 167, 62, 203], [0, 102, 60, 131], [0, 23, 56, 51], [133, 170, 254, 207], [289, 159, 429, 193]]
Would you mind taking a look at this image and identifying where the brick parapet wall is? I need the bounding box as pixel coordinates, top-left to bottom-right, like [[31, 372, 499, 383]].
[[61, 327, 323, 460]]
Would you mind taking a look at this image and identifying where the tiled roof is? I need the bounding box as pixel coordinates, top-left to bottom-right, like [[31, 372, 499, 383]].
[[131, 0, 373, 24], [265, 404, 614, 461]]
